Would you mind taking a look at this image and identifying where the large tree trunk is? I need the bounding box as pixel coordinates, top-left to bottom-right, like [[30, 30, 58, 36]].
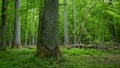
[[0, 0, 7, 51], [36, 0, 61, 58], [12, 0, 22, 48], [63, 0, 69, 45]]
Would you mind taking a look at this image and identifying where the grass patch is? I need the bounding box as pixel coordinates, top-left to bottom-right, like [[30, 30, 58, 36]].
[[0, 48, 120, 68]]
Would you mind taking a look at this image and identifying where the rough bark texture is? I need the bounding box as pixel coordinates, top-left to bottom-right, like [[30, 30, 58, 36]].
[[63, 0, 69, 45], [0, 0, 7, 51], [36, 0, 61, 58], [12, 0, 22, 49]]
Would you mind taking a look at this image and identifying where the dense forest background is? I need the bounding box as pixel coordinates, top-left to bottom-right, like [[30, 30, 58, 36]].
[[0, 0, 120, 68], [0, 0, 120, 48]]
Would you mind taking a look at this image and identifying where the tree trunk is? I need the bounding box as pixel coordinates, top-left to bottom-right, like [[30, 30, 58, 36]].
[[108, 22, 116, 40], [31, 14, 35, 45], [12, 0, 22, 48], [8, 23, 12, 48], [36, 0, 61, 58], [0, 0, 7, 51], [24, 24, 28, 47], [77, 1, 95, 44], [24, 2, 28, 47], [63, 0, 69, 45], [29, 8, 32, 45], [73, 0, 77, 46]]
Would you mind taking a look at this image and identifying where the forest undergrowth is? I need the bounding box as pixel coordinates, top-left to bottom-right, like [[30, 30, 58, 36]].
[[0, 46, 120, 68]]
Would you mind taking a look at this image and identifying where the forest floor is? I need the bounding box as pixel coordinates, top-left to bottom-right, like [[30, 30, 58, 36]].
[[0, 46, 120, 68]]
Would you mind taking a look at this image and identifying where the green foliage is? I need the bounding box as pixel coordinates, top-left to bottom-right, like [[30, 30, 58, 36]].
[[1, 0, 120, 46], [58, 0, 120, 43], [106, 10, 120, 18]]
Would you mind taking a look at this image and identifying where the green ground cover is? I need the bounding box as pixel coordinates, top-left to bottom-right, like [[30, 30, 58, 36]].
[[0, 48, 120, 68]]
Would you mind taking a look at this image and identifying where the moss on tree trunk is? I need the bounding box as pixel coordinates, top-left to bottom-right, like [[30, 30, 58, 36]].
[[11, 44, 22, 49], [36, 46, 61, 58]]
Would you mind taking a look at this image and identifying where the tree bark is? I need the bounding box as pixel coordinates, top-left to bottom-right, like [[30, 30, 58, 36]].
[[24, 2, 28, 47], [63, 0, 69, 45], [36, 0, 61, 58], [8, 23, 12, 48], [73, 0, 77, 46], [12, 0, 22, 48], [0, 0, 7, 51], [77, 1, 95, 44]]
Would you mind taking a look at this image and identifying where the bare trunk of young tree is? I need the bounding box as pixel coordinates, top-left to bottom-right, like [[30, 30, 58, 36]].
[[63, 0, 69, 46], [9, 23, 12, 48], [24, 24, 28, 47], [0, 0, 7, 51], [36, 0, 61, 58], [32, 37, 35, 45], [12, 0, 22, 48], [29, 9, 32, 45], [24, 2, 28, 47], [73, 0, 77, 46], [35, 35, 37, 45], [31, 17, 35, 45], [101, 16, 105, 42], [77, 7, 88, 44]]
